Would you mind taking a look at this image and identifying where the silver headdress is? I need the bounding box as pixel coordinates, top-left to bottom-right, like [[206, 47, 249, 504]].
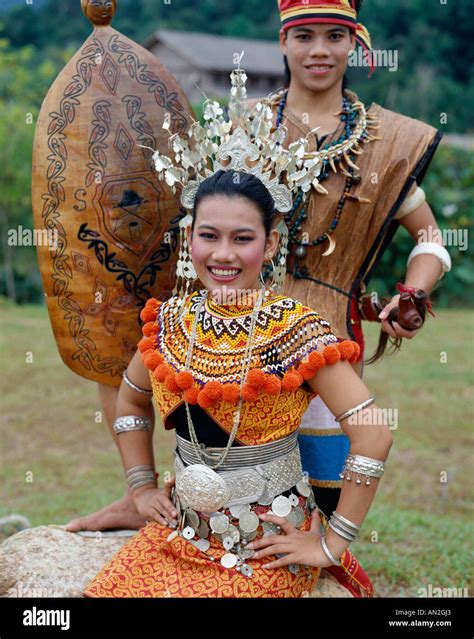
[[146, 60, 324, 304]]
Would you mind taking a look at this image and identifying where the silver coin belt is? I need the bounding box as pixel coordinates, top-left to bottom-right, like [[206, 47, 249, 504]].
[[170, 435, 320, 579]]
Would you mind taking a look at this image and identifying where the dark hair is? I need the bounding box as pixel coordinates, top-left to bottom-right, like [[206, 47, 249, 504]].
[[192, 170, 276, 237]]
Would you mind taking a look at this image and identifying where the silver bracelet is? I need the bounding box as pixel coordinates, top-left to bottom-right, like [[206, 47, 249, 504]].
[[320, 535, 342, 566], [334, 397, 375, 423], [123, 370, 153, 396], [339, 453, 385, 486], [126, 464, 157, 492], [332, 511, 361, 533], [113, 415, 152, 435], [328, 519, 358, 542]]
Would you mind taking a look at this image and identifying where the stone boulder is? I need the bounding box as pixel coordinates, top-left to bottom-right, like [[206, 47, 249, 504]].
[[0, 525, 352, 598]]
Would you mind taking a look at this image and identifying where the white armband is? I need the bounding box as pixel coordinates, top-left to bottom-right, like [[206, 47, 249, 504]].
[[394, 187, 426, 221], [407, 242, 452, 280]]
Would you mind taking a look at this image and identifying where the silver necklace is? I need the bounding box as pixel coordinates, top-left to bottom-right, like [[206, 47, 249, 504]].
[[183, 287, 264, 470]]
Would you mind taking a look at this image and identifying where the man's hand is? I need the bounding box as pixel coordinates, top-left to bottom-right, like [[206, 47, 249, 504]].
[[379, 294, 421, 340], [133, 477, 178, 527], [246, 509, 334, 569]]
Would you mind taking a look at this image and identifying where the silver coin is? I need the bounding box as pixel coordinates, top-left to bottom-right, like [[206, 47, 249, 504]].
[[198, 519, 210, 539], [167, 530, 179, 542], [185, 508, 200, 529], [240, 529, 257, 541], [289, 493, 299, 507], [210, 514, 230, 534], [182, 526, 195, 540], [227, 524, 240, 544], [220, 553, 238, 569], [289, 563, 300, 575], [271, 495, 292, 518], [222, 535, 234, 551], [238, 547, 255, 560], [293, 506, 305, 527], [262, 521, 280, 535], [239, 511, 259, 533], [194, 538, 211, 553], [286, 511, 299, 527], [229, 504, 244, 518], [258, 493, 274, 506], [296, 479, 311, 497], [263, 530, 276, 538], [241, 564, 254, 578]]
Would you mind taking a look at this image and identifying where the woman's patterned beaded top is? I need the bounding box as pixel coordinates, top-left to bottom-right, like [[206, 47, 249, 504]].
[[138, 292, 361, 444]]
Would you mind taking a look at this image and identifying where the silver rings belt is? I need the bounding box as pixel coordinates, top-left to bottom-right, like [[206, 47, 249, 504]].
[[174, 432, 304, 508]]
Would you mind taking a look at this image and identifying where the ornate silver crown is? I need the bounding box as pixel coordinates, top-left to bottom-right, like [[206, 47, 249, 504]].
[[148, 62, 324, 212]]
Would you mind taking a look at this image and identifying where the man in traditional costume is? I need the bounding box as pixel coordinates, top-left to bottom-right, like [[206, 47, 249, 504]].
[[83, 68, 391, 597], [253, 0, 452, 516]]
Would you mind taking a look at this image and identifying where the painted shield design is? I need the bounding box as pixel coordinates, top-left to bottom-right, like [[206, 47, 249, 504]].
[[32, 24, 194, 386]]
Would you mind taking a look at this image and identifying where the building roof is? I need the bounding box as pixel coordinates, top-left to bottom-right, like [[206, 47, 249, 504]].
[[144, 30, 283, 76]]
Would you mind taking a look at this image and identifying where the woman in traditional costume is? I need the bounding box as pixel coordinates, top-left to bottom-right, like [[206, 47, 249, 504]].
[[84, 68, 392, 598]]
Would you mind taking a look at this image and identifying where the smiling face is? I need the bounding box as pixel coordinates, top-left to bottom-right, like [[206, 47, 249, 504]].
[[186, 195, 280, 302], [281, 23, 354, 92], [81, 0, 116, 26]]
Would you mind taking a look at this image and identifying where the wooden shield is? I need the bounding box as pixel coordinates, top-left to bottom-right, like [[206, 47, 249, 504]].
[[32, 24, 193, 386]]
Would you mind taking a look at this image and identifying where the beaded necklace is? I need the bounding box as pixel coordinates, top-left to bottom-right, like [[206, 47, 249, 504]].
[[275, 89, 360, 268]]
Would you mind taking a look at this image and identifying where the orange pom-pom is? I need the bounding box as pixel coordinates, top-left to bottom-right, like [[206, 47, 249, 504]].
[[323, 344, 341, 365], [197, 390, 215, 409], [164, 373, 180, 393], [183, 386, 200, 404], [138, 337, 155, 353], [142, 351, 163, 370], [281, 370, 303, 392], [175, 371, 194, 390], [246, 369, 267, 389], [308, 351, 326, 371], [242, 384, 259, 402], [263, 374, 282, 396], [202, 381, 223, 401], [222, 383, 241, 404], [337, 340, 355, 360], [142, 322, 156, 338], [298, 362, 318, 380], [349, 342, 361, 364], [154, 363, 171, 383]]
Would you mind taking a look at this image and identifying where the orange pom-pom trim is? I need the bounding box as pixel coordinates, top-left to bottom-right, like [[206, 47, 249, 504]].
[[202, 381, 223, 401], [323, 344, 341, 365], [140, 298, 162, 322], [142, 322, 156, 338], [138, 337, 156, 353], [308, 351, 326, 371], [175, 371, 194, 390], [337, 340, 355, 360], [242, 384, 259, 402], [246, 369, 267, 389], [298, 362, 317, 380], [281, 370, 302, 392], [154, 363, 171, 383], [142, 351, 163, 370], [164, 373, 180, 394], [263, 374, 282, 396], [197, 390, 215, 409], [222, 383, 241, 404], [349, 342, 361, 364], [183, 386, 200, 404]]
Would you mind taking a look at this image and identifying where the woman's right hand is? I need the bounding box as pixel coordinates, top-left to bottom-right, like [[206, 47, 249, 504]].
[[133, 477, 178, 527]]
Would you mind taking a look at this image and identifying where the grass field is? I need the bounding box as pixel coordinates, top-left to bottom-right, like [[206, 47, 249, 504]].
[[1, 297, 472, 597]]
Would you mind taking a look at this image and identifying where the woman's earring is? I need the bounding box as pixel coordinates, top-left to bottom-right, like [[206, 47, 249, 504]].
[[173, 213, 197, 313]]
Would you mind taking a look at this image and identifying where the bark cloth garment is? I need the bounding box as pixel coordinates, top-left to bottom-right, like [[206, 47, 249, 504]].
[[83, 293, 373, 598], [268, 91, 442, 494]]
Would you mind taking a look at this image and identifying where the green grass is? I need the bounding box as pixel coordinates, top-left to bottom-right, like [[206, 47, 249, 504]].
[[1, 297, 473, 596]]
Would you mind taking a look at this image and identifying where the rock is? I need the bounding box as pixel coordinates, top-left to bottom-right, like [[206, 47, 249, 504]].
[[0, 525, 352, 598]]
